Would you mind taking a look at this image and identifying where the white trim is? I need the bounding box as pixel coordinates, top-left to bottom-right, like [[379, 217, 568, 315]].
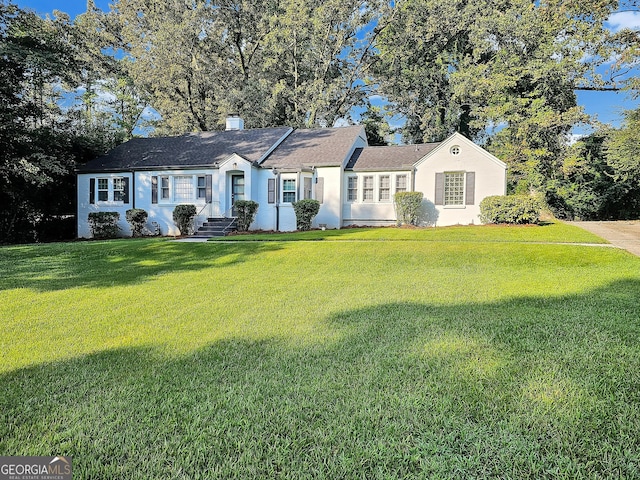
[[157, 173, 208, 205], [257, 127, 294, 164], [218, 153, 253, 169], [414, 132, 507, 169]]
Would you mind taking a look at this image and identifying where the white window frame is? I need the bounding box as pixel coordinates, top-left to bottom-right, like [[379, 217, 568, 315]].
[[97, 178, 109, 202], [197, 176, 207, 199], [173, 175, 194, 203], [444, 172, 465, 206], [282, 178, 296, 203], [113, 177, 126, 202], [157, 174, 207, 204], [160, 176, 171, 201], [395, 174, 407, 193], [379, 175, 391, 202], [96, 177, 127, 203], [362, 176, 374, 203], [347, 176, 358, 202]]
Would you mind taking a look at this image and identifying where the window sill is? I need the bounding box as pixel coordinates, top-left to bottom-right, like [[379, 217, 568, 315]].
[[443, 205, 466, 209]]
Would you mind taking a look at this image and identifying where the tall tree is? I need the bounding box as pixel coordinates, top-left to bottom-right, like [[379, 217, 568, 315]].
[[605, 108, 640, 217], [373, 0, 624, 193], [0, 3, 107, 243], [360, 105, 392, 145], [97, 0, 384, 133]]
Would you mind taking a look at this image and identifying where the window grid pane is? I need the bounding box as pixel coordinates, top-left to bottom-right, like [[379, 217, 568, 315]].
[[347, 176, 358, 202], [174, 176, 193, 202], [363, 176, 374, 202], [113, 177, 125, 202], [283, 179, 296, 203], [97, 178, 108, 201], [161, 177, 170, 199], [396, 175, 407, 192], [197, 176, 206, 199], [379, 175, 390, 201], [444, 172, 465, 206]]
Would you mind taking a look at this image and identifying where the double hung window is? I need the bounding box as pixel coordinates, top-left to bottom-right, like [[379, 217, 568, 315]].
[[379, 175, 390, 201], [282, 179, 296, 203], [97, 178, 109, 202], [396, 175, 407, 193], [362, 176, 374, 202], [347, 176, 358, 202], [160, 177, 170, 200], [197, 176, 207, 199], [113, 177, 126, 202]]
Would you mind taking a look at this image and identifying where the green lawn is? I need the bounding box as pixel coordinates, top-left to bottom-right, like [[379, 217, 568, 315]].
[[1, 223, 639, 478]]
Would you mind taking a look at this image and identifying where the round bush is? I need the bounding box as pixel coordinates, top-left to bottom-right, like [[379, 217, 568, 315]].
[[234, 200, 259, 232], [126, 208, 148, 237], [173, 204, 197, 235], [292, 199, 320, 231]]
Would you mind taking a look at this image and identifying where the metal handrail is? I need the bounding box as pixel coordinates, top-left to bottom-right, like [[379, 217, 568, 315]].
[[193, 203, 210, 231], [222, 206, 237, 235]]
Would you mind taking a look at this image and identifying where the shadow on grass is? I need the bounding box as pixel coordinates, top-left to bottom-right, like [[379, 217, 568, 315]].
[[1, 279, 639, 478], [0, 238, 283, 292]]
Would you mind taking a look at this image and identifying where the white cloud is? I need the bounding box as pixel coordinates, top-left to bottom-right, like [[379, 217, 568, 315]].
[[607, 11, 640, 31]]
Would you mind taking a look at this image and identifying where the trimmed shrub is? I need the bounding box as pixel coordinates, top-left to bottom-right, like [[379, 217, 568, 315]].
[[292, 199, 320, 231], [234, 200, 259, 232], [479, 195, 542, 224], [394, 191, 424, 226], [172, 204, 197, 235], [125, 208, 148, 237], [88, 212, 120, 239]]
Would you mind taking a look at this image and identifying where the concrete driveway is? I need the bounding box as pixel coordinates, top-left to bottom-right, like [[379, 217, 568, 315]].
[[570, 221, 640, 257]]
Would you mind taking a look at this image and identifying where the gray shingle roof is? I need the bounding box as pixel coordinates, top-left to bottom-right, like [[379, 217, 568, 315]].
[[77, 127, 292, 172], [346, 143, 440, 171], [260, 125, 365, 169]]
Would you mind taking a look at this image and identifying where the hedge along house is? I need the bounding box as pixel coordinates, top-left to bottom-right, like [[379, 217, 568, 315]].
[[77, 117, 506, 237]]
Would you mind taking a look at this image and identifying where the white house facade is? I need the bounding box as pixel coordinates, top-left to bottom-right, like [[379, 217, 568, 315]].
[[76, 118, 506, 238]]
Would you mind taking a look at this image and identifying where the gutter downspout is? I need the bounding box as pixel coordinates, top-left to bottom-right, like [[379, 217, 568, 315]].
[[275, 170, 280, 232]]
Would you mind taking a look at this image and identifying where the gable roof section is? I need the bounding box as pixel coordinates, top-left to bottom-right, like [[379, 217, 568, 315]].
[[346, 143, 440, 171], [260, 125, 366, 169], [414, 132, 507, 169], [77, 127, 292, 173]]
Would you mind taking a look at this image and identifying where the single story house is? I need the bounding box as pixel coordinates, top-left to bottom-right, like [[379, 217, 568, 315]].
[[77, 116, 506, 237]]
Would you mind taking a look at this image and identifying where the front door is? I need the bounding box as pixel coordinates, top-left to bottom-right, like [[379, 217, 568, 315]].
[[231, 174, 245, 216]]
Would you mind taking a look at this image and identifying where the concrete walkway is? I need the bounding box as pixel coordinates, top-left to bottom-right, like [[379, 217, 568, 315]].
[[570, 221, 640, 257], [173, 237, 210, 242]]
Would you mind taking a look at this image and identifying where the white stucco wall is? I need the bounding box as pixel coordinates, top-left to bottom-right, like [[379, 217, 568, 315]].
[[78, 154, 265, 238], [413, 133, 507, 227], [314, 166, 343, 229], [341, 171, 412, 227], [77, 173, 135, 238], [253, 168, 277, 231], [79, 169, 220, 238]]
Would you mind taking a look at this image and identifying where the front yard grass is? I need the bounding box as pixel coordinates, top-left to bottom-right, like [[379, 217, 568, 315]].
[[1, 223, 639, 478]]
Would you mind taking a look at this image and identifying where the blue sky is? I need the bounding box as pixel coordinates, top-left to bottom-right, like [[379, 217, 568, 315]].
[[14, 0, 640, 135]]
